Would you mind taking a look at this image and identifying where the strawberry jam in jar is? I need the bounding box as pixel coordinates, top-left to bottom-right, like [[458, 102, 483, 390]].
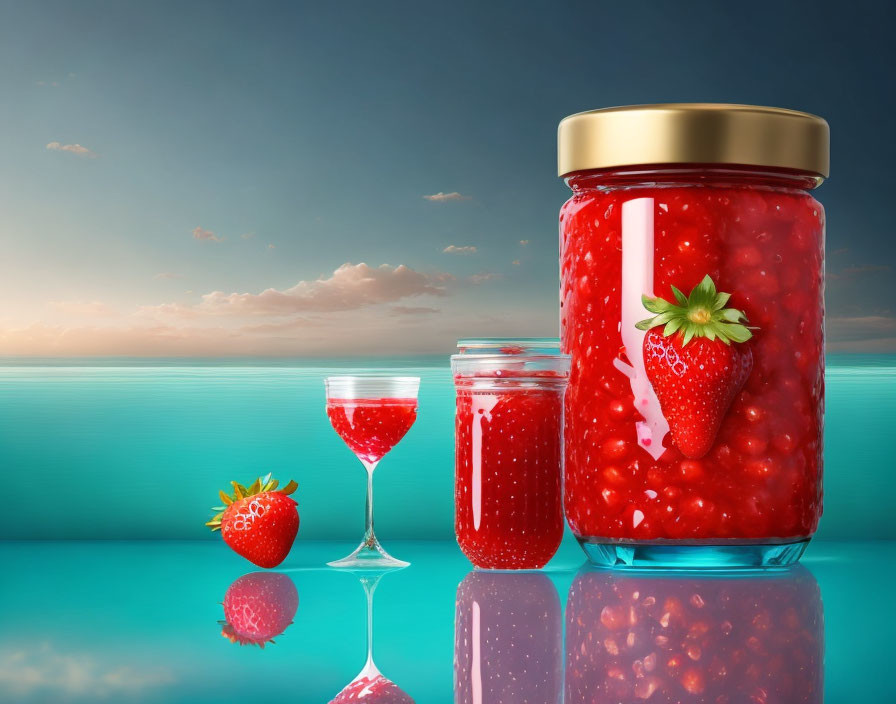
[[558, 104, 829, 567], [452, 339, 570, 569]]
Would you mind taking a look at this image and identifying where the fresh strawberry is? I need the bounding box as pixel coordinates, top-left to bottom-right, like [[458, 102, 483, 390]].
[[636, 275, 755, 459], [206, 473, 299, 568], [220, 571, 299, 648]]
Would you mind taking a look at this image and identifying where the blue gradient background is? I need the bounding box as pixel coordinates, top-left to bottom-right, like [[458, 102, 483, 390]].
[[1, 355, 892, 541]]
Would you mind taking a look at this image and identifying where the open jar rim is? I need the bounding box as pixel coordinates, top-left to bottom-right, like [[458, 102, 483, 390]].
[[456, 337, 561, 355], [451, 338, 570, 388]]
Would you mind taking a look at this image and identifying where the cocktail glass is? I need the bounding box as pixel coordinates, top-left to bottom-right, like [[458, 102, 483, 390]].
[[325, 376, 419, 569]]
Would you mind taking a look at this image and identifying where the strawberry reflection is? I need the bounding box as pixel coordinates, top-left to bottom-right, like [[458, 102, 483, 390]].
[[219, 571, 299, 648], [455, 571, 562, 704], [330, 570, 414, 704], [565, 565, 823, 703]]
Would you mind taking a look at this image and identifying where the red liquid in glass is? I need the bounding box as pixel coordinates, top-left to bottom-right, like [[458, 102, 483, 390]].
[[560, 176, 824, 542], [565, 567, 823, 703], [455, 372, 564, 569], [326, 399, 418, 464]]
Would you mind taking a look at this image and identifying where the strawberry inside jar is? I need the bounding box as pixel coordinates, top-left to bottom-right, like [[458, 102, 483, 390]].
[[558, 104, 829, 567]]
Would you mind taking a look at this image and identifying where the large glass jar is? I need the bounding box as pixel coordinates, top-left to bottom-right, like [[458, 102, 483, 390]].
[[558, 104, 829, 567], [452, 339, 570, 569]]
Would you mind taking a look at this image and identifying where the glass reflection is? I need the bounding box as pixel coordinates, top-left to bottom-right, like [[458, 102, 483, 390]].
[[565, 565, 823, 703], [330, 570, 414, 703], [454, 571, 563, 704], [219, 572, 299, 648]]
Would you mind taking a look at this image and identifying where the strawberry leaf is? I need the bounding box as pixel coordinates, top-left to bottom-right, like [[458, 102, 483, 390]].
[[279, 480, 299, 496], [713, 292, 731, 310], [664, 317, 685, 336], [671, 285, 688, 306], [634, 275, 755, 346], [642, 294, 674, 314], [724, 324, 753, 343]]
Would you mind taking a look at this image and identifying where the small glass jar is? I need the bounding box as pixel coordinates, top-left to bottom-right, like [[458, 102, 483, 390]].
[[558, 104, 829, 567], [452, 339, 570, 569]]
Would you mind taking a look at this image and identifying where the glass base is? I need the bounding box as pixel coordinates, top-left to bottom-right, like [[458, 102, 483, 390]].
[[327, 536, 409, 569], [578, 538, 810, 569]]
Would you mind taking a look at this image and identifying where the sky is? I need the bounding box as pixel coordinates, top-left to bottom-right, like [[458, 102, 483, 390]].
[[0, 0, 893, 356]]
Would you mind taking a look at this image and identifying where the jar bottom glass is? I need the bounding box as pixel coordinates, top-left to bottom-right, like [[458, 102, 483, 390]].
[[578, 538, 810, 569]]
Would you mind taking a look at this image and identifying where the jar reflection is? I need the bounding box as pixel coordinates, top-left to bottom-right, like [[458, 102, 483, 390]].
[[565, 566, 823, 703], [455, 571, 562, 703]]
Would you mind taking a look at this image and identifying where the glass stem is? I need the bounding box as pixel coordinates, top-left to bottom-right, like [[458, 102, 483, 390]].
[[364, 576, 376, 669], [362, 460, 378, 548]]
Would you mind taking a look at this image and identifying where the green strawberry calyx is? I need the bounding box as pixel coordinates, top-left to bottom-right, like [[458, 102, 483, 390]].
[[635, 275, 755, 346], [206, 472, 298, 532]]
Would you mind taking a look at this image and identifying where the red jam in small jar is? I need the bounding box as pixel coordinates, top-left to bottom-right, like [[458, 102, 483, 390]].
[[565, 566, 823, 703], [452, 339, 570, 569], [558, 105, 829, 567]]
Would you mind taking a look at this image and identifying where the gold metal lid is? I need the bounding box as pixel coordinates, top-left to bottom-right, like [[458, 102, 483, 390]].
[[558, 103, 829, 179]]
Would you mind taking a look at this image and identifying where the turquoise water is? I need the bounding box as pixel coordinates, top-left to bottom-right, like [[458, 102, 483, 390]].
[[0, 360, 892, 701], [0, 539, 891, 703], [0, 355, 894, 541]]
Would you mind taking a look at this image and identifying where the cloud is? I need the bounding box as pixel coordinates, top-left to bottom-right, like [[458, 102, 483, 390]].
[[144, 262, 449, 318], [46, 141, 96, 157], [48, 300, 115, 317], [0, 274, 564, 357], [827, 315, 896, 342], [826, 314, 896, 352], [36, 81, 60, 87], [0, 306, 559, 356], [192, 226, 222, 243], [153, 272, 182, 280], [423, 192, 471, 202], [0, 644, 174, 698], [430, 272, 457, 285], [828, 264, 891, 282], [241, 232, 256, 239], [468, 272, 502, 285], [389, 305, 440, 316], [520, 239, 529, 246], [443, 245, 477, 255]]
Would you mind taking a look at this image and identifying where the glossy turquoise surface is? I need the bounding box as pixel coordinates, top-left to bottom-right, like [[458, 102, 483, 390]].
[[0, 356, 894, 540], [0, 539, 891, 703]]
